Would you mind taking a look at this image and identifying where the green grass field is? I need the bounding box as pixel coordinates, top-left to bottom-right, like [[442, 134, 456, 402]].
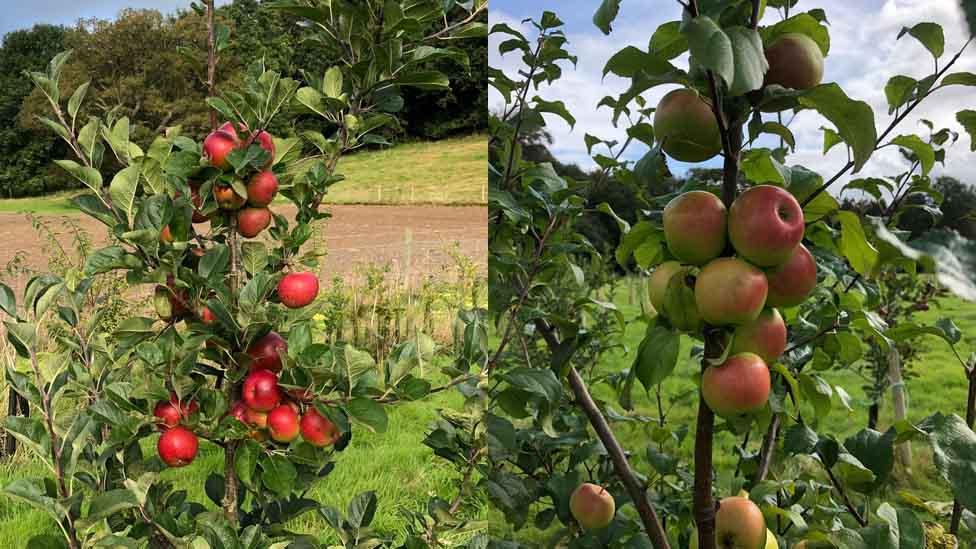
[[0, 134, 487, 215], [0, 383, 488, 545], [499, 279, 976, 544]]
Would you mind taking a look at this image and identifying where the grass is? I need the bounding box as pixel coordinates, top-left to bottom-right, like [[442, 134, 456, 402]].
[[499, 278, 976, 545], [0, 380, 488, 545], [0, 134, 487, 215]]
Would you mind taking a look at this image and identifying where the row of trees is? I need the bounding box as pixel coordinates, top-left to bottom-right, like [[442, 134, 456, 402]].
[[0, 0, 487, 198]]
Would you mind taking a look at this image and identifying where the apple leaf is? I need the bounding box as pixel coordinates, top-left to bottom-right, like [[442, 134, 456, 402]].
[[957, 110, 976, 151], [884, 75, 917, 114], [681, 15, 734, 88], [649, 21, 688, 60], [108, 164, 140, 227], [633, 321, 680, 391], [898, 22, 945, 60], [798, 84, 877, 173], [592, 0, 621, 35], [726, 26, 768, 96], [889, 135, 934, 175], [836, 211, 878, 276]]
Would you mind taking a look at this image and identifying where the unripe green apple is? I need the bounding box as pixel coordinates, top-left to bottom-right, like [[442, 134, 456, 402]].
[[729, 185, 805, 267], [765, 244, 817, 308], [663, 268, 702, 332], [648, 261, 683, 313], [765, 529, 779, 549], [702, 353, 771, 417], [765, 33, 824, 90], [663, 191, 727, 265], [731, 308, 787, 364], [654, 89, 722, 162], [695, 258, 768, 325], [569, 482, 615, 530]]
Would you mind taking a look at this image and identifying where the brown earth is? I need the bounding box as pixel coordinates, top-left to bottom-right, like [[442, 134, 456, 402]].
[[0, 205, 487, 292]]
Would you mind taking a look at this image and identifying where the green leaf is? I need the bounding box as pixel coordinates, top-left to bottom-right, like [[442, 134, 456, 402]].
[[741, 149, 788, 185], [919, 413, 976, 511], [898, 22, 945, 59], [798, 84, 877, 172], [260, 454, 298, 497], [681, 16, 733, 88], [199, 245, 230, 280], [762, 13, 830, 55], [633, 322, 680, 391], [241, 242, 268, 275], [346, 398, 388, 433], [54, 160, 103, 193], [108, 165, 140, 226], [603, 46, 673, 79], [649, 21, 688, 60], [726, 26, 768, 96], [67, 81, 90, 122], [836, 211, 878, 276], [884, 75, 917, 114], [958, 110, 976, 151], [834, 452, 876, 492], [889, 135, 934, 175], [759, 122, 796, 150], [78, 489, 140, 528], [85, 246, 142, 275], [235, 440, 260, 487], [3, 478, 67, 521], [844, 428, 896, 490], [346, 491, 378, 529], [0, 283, 15, 317], [531, 96, 575, 129], [942, 72, 976, 87], [799, 373, 832, 421], [323, 66, 343, 98], [394, 70, 450, 90], [592, 0, 621, 35]]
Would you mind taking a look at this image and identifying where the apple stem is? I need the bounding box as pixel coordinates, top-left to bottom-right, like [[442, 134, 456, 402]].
[[534, 319, 672, 549]]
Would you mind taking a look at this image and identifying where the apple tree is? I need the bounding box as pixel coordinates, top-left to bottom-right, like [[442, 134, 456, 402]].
[[488, 1, 976, 547], [0, 0, 487, 547]]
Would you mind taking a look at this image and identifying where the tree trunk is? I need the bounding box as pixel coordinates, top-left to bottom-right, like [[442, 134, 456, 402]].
[[867, 402, 879, 430], [888, 347, 911, 468]]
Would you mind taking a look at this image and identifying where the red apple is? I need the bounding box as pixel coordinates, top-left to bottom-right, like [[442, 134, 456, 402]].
[[157, 426, 199, 467], [218, 121, 238, 139], [663, 191, 727, 265], [569, 483, 615, 530], [200, 306, 217, 324], [244, 406, 268, 429], [228, 401, 248, 423], [728, 185, 805, 267], [300, 408, 340, 447], [654, 88, 722, 162], [214, 183, 246, 210], [731, 308, 787, 364], [247, 331, 288, 373], [153, 400, 181, 429], [242, 369, 281, 412], [247, 171, 279, 207], [252, 130, 275, 168], [278, 272, 319, 309], [267, 404, 300, 443], [648, 261, 683, 314], [237, 207, 272, 238], [765, 33, 824, 90], [765, 244, 817, 308], [715, 496, 767, 548], [203, 129, 239, 170], [694, 258, 768, 325], [702, 353, 771, 417], [160, 226, 174, 243]]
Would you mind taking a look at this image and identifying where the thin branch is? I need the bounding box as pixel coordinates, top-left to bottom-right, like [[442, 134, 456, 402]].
[[822, 457, 868, 527], [424, 3, 486, 41]]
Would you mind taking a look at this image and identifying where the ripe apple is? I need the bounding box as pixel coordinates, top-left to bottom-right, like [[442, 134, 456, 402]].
[[729, 185, 805, 267], [765, 244, 817, 308], [160, 225, 174, 243], [300, 408, 340, 447], [218, 121, 238, 139], [715, 496, 767, 549], [278, 272, 319, 309], [765, 33, 824, 90], [247, 171, 279, 206], [200, 306, 217, 325], [242, 369, 281, 412], [569, 482, 615, 530], [237, 207, 272, 238], [702, 353, 771, 417], [663, 191, 727, 265], [244, 406, 268, 429], [214, 183, 246, 210], [157, 426, 199, 467], [247, 331, 288, 373], [267, 404, 300, 443], [654, 88, 722, 162], [694, 258, 768, 325], [731, 308, 787, 364], [153, 394, 198, 430], [648, 261, 683, 313], [252, 130, 275, 168], [203, 128, 239, 170]]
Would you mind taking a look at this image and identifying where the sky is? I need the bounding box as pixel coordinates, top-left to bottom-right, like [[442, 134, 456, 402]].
[[489, 0, 976, 186], [0, 0, 233, 40]]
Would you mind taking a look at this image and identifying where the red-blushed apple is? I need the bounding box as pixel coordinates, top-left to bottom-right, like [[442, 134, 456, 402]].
[[765, 33, 824, 90], [702, 353, 771, 417], [731, 308, 787, 364], [267, 404, 300, 443], [715, 496, 767, 549], [654, 88, 722, 162], [765, 244, 817, 308], [244, 407, 268, 429], [160, 226, 174, 243], [153, 400, 181, 430], [242, 369, 281, 412], [237, 207, 272, 238], [218, 121, 238, 139], [663, 191, 727, 265], [247, 331, 288, 373], [214, 183, 246, 210], [228, 401, 248, 423], [157, 426, 199, 467], [300, 408, 340, 447], [694, 258, 768, 325], [569, 482, 615, 530], [247, 171, 278, 206], [251, 429, 268, 442], [200, 306, 217, 325], [728, 185, 805, 267], [648, 261, 683, 313], [252, 130, 275, 168], [278, 272, 319, 309], [203, 128, 238, 170]]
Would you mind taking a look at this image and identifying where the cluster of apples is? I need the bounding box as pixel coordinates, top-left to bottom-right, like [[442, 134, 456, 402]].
[[154, 394, 200, 468], [649, 186, 816, 418], [204, 121, 278, 239], [654, 32, 823, 163], [228, 331, 340, 447]]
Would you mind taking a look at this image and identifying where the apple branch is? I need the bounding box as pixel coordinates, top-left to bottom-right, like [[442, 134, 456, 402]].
[[534, 319, 672, 549], [950, 362, 976, 534], [205, 0, 218, 131]]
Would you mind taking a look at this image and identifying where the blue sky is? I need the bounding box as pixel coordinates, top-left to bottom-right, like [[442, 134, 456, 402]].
[[1, 0, 232, 40], [489, 0, 976, 184]]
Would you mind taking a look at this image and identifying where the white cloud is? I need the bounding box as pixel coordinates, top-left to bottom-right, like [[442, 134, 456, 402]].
[[490, 1, 976, 189]]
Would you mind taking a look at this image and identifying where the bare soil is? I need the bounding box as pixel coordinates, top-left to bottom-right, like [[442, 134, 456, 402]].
[[0, 205, 487, 291]]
